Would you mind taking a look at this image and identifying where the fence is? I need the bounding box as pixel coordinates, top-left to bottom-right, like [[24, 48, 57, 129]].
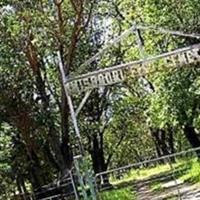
[[34, 176, 75, 200], [95, 146, 200, 196], [12, 174, 76, 200], [14, 147, 200, 200]]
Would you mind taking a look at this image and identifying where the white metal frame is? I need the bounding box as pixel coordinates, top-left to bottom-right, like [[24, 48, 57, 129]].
[[59, 22, 200, 200]]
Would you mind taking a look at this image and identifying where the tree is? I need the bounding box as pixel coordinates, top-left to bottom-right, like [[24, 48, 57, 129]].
[[0, 0, 95, 191]]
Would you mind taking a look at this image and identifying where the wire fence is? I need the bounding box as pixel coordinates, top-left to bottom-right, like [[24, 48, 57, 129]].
[[14, 146, 200, 199], [95, 146, 200, 193], [13, 176, 76, 200]]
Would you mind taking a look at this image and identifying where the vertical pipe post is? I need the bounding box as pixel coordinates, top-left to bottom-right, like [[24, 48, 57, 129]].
[[57, 51, 97, 200]]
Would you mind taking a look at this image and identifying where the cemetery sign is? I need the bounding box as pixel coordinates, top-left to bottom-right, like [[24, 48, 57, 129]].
[[65, 44, 200, 94]]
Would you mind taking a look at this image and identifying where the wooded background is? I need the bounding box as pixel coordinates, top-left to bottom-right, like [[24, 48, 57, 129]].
[[1, 0, 200, 198]]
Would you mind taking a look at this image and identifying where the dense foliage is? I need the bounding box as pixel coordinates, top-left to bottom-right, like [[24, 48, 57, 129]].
[[1, 0, 200, 198]]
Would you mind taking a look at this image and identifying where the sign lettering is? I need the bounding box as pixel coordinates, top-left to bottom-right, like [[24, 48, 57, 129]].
[[65, 44, 200, 94]]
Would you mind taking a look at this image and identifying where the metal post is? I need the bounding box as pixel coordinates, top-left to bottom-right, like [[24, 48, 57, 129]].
[[58, 51, 85, 156], [69, 171, 79, 200], [57, 52, 97, 200], [74, 159, 88, 200], [76, 90, 92, 117]]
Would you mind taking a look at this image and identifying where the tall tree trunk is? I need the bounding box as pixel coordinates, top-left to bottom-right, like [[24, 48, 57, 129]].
[[27, 149, 46, 189], [167, 130, 175, 162], [26, 34, 73, 175], [60, 89, 73, 174], [91, 134, 107, 174], [151, 128, 174, 163], [90, 133, 109, 187], [168, 131, 175, 154], [160, 129, 171, 156], [183, 124, 200, 158]]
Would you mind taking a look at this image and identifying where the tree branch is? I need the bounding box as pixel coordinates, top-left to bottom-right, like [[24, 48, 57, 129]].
[[106, 133, 126, 168], [54, 0, 64, 6], [84, 0, 94, 29], [54, 0, 65, 68], [65, 0, 85, 72]]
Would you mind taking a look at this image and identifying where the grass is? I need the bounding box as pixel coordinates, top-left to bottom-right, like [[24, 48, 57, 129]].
[[150, 181, 163, 192], [103, 163, 179, 198], [100, 187, 136, 200], [100, 158, 200, 199], [179, 158, 200, 183], [111, 161, 182, 185]]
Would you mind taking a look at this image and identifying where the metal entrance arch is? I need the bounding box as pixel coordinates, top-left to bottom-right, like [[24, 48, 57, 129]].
[[59, 23, 200, 200]]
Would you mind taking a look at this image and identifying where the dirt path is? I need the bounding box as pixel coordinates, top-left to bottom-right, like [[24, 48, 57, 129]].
[[136, 177, 200, 200]]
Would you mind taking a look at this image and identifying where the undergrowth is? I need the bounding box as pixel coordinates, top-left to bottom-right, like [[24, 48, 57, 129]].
[[100, 187, 135, 200], [100, 158, 200, 199]]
